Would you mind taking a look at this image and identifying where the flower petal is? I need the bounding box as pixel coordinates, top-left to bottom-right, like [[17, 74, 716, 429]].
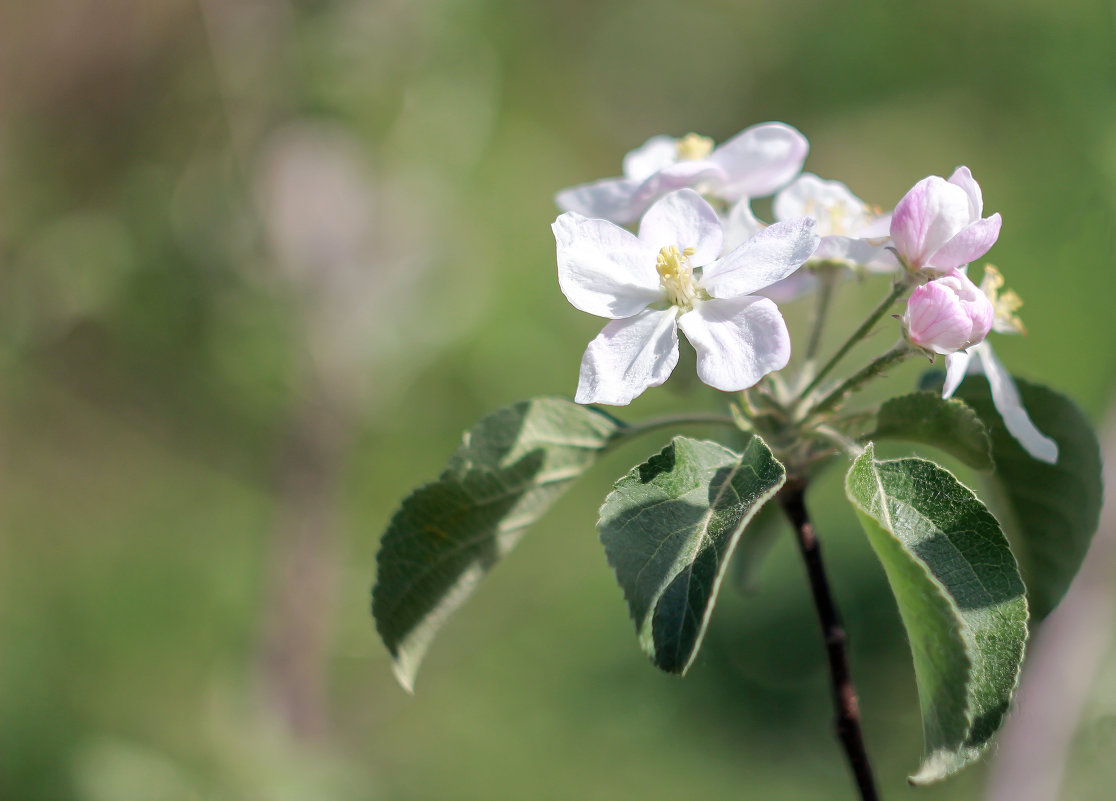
[[948, 166, 983, 219], [622, 135, 678, 180], [701, 217, 818, 298], [637, 189, 724, 265], [626, 161, 725, 222], [774, 174, 866, 236], [942, 349, 972, 398], [975, 343, 1059, 464], [890, 176, 972, 268], [555, 177, 645, 224], [554, 212, 663, 318], [722, 199, 766, 253], [930, 213, 1002, 271], [709, 122, 808, 200], [575, 308, 680, 405], [678, 296, 791, 391]]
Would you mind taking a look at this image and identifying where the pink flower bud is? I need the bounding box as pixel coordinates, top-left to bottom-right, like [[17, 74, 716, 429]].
[[903, 269, 994, 354], [889, 167, 1002, 272]]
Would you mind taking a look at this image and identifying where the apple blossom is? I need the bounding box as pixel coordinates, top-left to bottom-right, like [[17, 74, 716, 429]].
[[553, 189, 818, 405], [890, 166, 1002, 273], [555, 123, 808, 226], [903, 268, 994, 354], [940, 265, 1058, 463], [754, 173, 895, 302]]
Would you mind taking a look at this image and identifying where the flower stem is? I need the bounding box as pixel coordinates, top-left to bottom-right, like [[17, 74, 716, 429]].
[[803, 263, 842, 365], [615, 412, 738, 441], [799, 277, 911, 399], [779, 479, 880, 801], [806, 341, 914, 421]]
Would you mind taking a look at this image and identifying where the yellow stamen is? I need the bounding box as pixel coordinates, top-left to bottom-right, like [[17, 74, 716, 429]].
[[981, 264, 1026, 335], [656, 245, 699, 308], [675, 133, 714, 161]]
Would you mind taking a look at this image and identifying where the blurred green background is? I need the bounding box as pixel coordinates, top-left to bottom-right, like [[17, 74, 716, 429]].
[[1, 0, 1114, 799]]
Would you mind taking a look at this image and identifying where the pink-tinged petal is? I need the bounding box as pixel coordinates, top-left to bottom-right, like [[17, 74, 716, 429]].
[[622, 135, 678, 180], [929, 213, 1002, 271], [701, 217, 818, 298], [678, 296, 791, 391], [757, 269, 818, 304], [722, 198, 766, 253], [942, 350, 972, 398], [575, 308, 680, 405], [890, 176, 972, 268], [554, 212, 662, 318], [637, 189, 724, 265], [904, 281, 975, 354], [555, 177, 645, 224], [975, 344, 1059, 463], [709, 122, 808, 201], [625, 161, 725, 221], [947, 166, 983, 219]]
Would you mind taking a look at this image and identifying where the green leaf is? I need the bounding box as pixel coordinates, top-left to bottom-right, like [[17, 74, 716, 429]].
[[845, 444, 1028, 784], [867, 391, 993, 470], [598, 435, 786, 675], [373, 398, 622, 691], [955, 376, 1103, 619]]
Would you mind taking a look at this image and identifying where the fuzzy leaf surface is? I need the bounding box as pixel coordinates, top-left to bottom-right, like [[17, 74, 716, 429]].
[[599, 435, 785, 675], [868, 391, 993, 470], [373, 398, 621, 690], [846, 444, 1028, 783]]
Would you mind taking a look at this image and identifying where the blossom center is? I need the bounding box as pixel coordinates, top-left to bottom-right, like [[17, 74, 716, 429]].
[[656, 245, 699, 309], [675, 133, 714, 162]]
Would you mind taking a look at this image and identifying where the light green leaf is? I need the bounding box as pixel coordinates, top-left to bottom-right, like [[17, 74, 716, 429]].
[[955, 376, 1103, 619], [867, 391, 993, 470], [598, 436, 785, 675], [846, 444, 1028, 784], [373, 398, 621, 691]]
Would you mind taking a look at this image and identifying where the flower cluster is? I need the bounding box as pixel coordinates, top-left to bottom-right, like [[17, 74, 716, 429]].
[[552, 123, 1057, 463]]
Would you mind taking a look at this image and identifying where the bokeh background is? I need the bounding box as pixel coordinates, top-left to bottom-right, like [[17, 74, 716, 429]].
[[2, 0, 1115, 799]]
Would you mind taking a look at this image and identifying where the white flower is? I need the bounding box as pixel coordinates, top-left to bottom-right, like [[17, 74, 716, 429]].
[[941, 266, 1057, 463], [555, 123, 808, 226], [737, 173, 895, 302], [554, 189, 818, 405]]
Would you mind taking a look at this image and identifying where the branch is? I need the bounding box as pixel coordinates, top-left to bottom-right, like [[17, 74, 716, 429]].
[[779, 478, 881, 801]]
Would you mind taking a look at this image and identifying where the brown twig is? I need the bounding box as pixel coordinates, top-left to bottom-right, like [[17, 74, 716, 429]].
[[779, 478, 881, 801]]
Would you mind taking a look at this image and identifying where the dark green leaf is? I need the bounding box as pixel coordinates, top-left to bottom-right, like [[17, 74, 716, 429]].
[[846, 444, 1028, 784], [867, 391, 993, 470], [955, 376, 1103, 619], [598, 436, 785, 675], [373, 398, 621, 690]]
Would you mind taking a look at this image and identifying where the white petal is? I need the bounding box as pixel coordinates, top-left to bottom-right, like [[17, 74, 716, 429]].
[[555, 177, 645, 224], [774, 174, 867, 236], [701, 217, 818, 298], [678, 296, 790, 391], [948, 166, 983, 219], [708, 122, 808, 200], [814, 235, 891, 267], [637, 189, 724, 265], [975, 344, 1059, 464], [890, 176, 972, 268], [554, 212, 663, 318], [626, 161, 725, 222], [575, 308, 680, 405], [622, 136, 678, 180], [722, 199, 766, 253], [942, 350, 972, 398]]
